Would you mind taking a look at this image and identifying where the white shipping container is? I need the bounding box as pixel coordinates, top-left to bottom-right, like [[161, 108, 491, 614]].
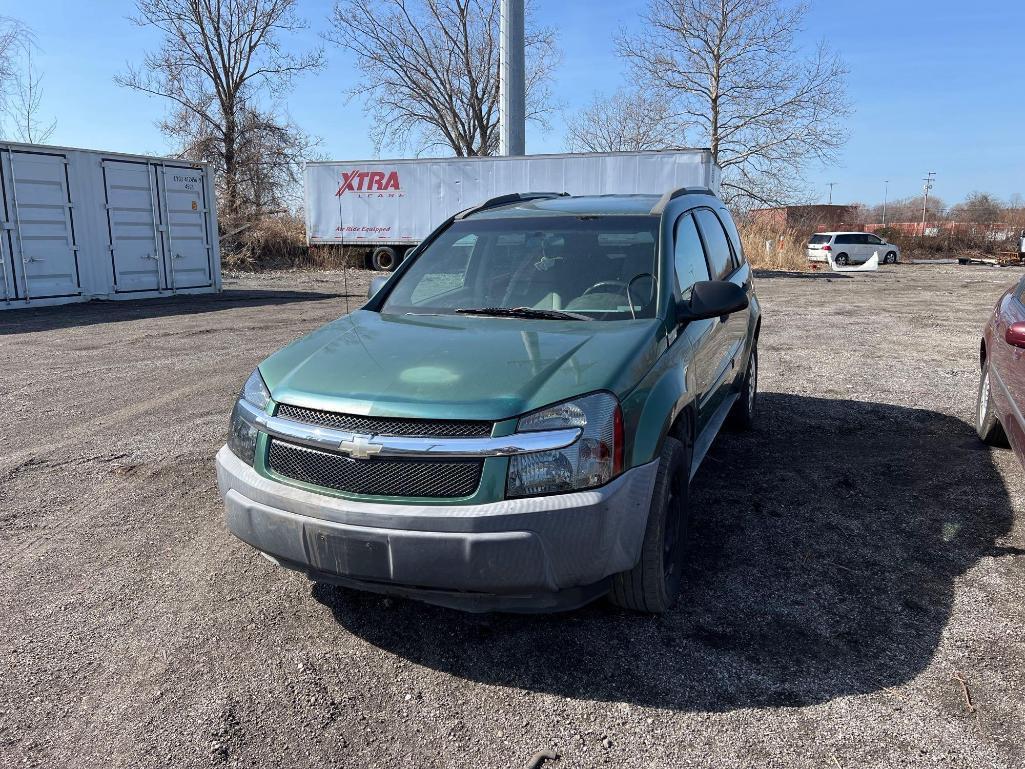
[[0, 141, 220, 310], [305, 150, 720, 252]]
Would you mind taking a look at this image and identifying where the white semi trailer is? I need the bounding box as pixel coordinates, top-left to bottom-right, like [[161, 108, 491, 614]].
[[304, 150, 720, 270]]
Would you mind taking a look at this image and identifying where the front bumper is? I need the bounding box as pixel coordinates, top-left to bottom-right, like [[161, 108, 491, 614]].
[[215, 446, 659, 612]]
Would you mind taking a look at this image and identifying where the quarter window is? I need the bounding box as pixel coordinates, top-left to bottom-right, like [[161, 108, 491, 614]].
[[694, 208, 734, 279], [673, 213, 710, 296]]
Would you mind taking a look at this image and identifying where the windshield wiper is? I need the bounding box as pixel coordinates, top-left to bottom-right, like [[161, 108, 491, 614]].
[[455, 306, 589, 321]]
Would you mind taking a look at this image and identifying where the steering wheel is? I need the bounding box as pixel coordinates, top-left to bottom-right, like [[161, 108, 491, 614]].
[[582, 280, 630, 296]]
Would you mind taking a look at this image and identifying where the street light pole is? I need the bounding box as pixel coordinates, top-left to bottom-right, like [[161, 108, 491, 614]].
[[499, 0, 526, 156], [827, 182, 837, 205], [882, 180, 889, 227]]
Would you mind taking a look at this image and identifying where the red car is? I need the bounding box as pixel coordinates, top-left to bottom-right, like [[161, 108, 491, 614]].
[[978, 276, 1025, 465]]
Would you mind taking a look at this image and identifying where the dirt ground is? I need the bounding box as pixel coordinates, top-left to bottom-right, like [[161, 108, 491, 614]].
[[2, 263, 1024, 769]]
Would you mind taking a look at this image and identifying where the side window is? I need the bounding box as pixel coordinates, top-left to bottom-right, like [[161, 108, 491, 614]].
[[834, 234, 853, 245], [674, 213, 710, 296], [718, 207, 746, 265], [693, 208, 734, 279], [867, 234, 883, 245]]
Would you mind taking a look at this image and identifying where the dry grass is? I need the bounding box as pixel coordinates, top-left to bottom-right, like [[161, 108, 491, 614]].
[[738, 219, 810, 272], [220, 212, 365, 271]]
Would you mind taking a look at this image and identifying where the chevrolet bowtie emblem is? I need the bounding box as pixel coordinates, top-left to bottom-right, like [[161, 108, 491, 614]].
[[339, 434, 384, 460]]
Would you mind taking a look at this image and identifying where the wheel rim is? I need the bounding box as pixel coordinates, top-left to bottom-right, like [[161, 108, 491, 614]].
[[978, 369, 990, 429], [662, 470, 686, 583]]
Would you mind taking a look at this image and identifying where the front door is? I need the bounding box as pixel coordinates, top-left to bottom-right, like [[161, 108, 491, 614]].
[[0, 149, 81, 300]]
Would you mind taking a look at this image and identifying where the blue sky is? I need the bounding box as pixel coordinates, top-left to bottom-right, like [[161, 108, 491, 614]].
[[8, 0, 1025, 207]]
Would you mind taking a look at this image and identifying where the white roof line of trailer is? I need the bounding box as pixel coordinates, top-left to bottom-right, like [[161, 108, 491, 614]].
[[305, 148, 714, 167], [0, 139, 211, 168]]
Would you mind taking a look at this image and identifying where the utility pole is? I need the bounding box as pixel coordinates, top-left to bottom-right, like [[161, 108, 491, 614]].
[[827, 182, 837, 205], [882, 180, 889, 226], [921, 172, 936, 236], [499, 0, 526, 156]]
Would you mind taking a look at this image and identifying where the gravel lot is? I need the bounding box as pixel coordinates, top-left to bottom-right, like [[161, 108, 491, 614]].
[[2, 263, 1024, 768]]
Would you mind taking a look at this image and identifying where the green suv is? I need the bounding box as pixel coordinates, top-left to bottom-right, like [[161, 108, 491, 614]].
[[216, 189, 760, 613]]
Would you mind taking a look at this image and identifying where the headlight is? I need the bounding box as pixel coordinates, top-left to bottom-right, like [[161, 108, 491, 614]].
[[506, 392, 624, 497], [228, 369, 270, 465]]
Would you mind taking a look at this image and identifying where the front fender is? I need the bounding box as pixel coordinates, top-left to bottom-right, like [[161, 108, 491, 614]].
[[623, 336, 698, 468]]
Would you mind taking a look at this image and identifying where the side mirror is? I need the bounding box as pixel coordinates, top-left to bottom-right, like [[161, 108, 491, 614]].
[[677, 280, 749, 323], [368, 275, 389, 300], [1005, 322, 1025, 349]]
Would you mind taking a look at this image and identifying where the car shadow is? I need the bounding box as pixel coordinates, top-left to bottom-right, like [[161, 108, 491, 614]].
[[312, 393, 1013, 712], [0, 289, 350, 335]]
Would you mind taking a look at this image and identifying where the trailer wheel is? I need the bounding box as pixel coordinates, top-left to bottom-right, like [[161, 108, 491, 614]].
[[372, 247, 398, 272]]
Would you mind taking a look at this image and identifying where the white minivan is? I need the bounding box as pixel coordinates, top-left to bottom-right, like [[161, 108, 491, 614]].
[[806, 232, 901, 265]]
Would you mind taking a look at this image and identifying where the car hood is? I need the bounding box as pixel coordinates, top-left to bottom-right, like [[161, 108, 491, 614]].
[[259, 310, 664, 422]]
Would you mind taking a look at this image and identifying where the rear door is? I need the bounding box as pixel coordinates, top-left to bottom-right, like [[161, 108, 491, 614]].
[[832, 234, 855, 262], [992, 281, 1025, 454], [693, 208, 748, 409], [0, 149, 81, 300], [158, 166, 214, 289], [103, 159, 164, 292]]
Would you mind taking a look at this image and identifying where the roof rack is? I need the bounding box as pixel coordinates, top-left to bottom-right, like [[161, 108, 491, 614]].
[[454, 191, 570, 220], [649, 186, 717, 215]]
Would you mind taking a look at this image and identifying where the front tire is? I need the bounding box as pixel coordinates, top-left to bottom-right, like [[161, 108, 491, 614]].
[[609, 435, 691, 613], [885, 251, 898, 264], [977, 361, 1008, 446]]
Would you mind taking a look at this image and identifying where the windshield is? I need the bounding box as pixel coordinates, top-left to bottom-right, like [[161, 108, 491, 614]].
[[380, 215, 660, 321], [808, 234, 831, 245]]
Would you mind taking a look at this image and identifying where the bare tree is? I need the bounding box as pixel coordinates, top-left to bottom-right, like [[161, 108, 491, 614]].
[[566, 89, 685, 153], [950, 192, 1003, 224], [327, 0, 560, 156], [117, 0, 323, 221], [4, 45, 56, 144], [617, 0, 849, 206], [0, 16, 29, 129]]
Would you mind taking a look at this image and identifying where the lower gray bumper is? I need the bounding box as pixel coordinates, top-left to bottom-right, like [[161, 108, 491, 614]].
[[215, 446, 658, 611]]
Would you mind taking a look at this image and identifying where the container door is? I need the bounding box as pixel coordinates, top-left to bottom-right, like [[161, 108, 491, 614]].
[[0, 149, 81, 299], [102, 159, 165, 292], [0, 201, 14, 301], [158, 166, 213, 289]]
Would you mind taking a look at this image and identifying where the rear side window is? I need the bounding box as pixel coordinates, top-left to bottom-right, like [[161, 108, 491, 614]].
[[693, 208, 734, 279], [674, 213, 710, 296], [809, 234, 831, 245], [834, 234, 855, 245], [718, 207, 746, 265]]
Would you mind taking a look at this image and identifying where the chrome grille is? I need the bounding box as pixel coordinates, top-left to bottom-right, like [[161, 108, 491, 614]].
[[266, 439, 483, 498], [275, 403, 492, 438]]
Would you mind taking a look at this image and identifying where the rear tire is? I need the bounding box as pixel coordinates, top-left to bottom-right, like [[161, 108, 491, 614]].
[[727, 344, 758, 430], [977, 362, 1008, 446], [372, 247, 398, 272], [609, 435, 691, 614], [835, 253, 850, 265]]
